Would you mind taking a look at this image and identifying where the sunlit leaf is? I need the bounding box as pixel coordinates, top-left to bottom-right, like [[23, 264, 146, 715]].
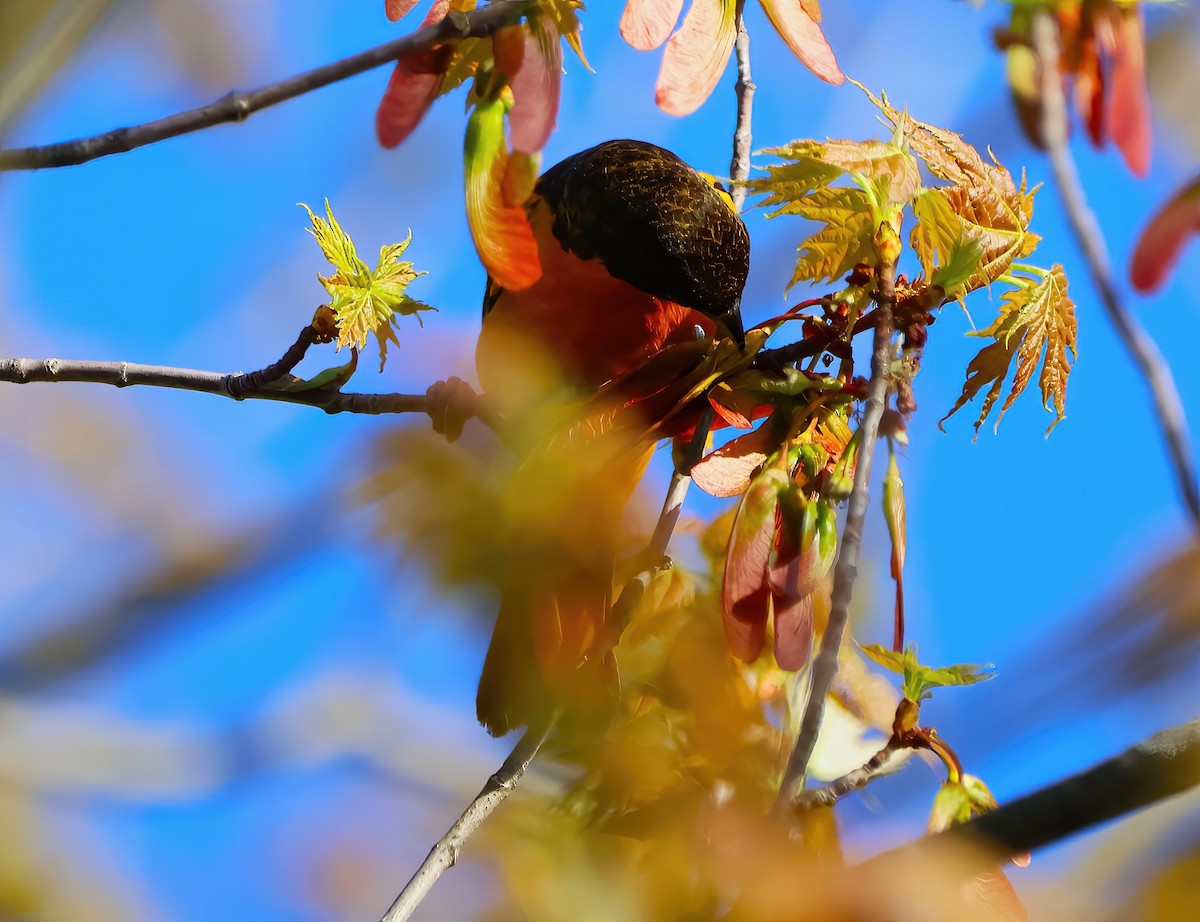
[[498, 17, 563, 154], [300, 200, 432, 370], [760, 0, 844, 85], [864, 86, 1040, 290], [860, 643, 995, 703], [620, 0, 684, 51], [655, 0, 737, 116], [691, 421, 777, 498], [941, 265, 1076, 435], [751, 139, 918, 289]]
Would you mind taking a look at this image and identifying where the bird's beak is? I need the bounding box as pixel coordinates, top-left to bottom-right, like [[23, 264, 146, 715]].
[[716, 301, 745, 347]]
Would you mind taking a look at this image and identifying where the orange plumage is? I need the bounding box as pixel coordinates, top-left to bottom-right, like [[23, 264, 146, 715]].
[[474, 140, 749, 735]]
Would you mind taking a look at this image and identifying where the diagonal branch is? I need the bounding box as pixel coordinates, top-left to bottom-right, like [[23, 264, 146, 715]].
[[774, 246, 897, 812], [0, 354, 428, 416], [865, 716, 1200, 875], [0, 1, 529, 171], [379, 719, 552, 922], [1031, 12, 1200, 533], [792, 737, 912, 811]]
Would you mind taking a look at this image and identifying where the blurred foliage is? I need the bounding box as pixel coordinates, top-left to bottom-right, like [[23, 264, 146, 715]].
[[0, 2, 1197, 922]]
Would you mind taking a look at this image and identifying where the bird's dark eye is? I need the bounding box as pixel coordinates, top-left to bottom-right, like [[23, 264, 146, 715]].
[[711, 179, 728, 194]]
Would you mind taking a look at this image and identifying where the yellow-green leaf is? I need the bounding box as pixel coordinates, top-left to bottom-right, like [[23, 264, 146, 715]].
[[786, 186, 876, 289], [941, 265, 1076, 436], [300, 200, 433, 372]]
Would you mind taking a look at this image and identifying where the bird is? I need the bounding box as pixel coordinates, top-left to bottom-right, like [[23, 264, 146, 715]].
[[473, 139, 750, 736]]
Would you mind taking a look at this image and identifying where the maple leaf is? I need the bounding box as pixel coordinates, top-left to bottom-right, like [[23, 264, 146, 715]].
[[622, 0, 842, 116], [301, 200, 433, 372], [751, 139, 917, 288], [879, 96, 1040, 293], [859, 643, 994, 704], [941, 265, 1076, 436]]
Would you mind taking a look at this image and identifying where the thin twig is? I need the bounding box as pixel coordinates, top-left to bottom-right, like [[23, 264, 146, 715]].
[[0, 1, 529, 171], [0, 355, 427, 415], [864, 716, 1200, 875], [380, 719, 553, 922], [1031, 12, 1200, 532], [792, 737, 911, 811], [774, 247, 897, 812], [729, 0, 755, 212]]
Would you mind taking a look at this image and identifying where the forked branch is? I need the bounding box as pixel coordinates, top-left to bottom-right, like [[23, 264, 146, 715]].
[[0, 353, 428, 416], [0, 1, 529, 171]]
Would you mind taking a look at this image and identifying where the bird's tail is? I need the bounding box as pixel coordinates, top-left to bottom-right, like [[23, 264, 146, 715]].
[[476, 443, 653, 736]]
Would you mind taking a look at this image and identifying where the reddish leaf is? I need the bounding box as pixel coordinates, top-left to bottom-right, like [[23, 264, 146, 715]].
[[375, 1, 451, 148], [772, 593, 813, 671], [376, 61, 444, 148], [691, 422, 776, 498], [1108, 9, 1151, 178], [620, 0, 685, 51], [722, 464, 789, 662], [385, 0, 421, 22], [506, 20, 563, 154], [708, 388, 753, 430], [760, 0, 845, 86], [655, 0, 737, 117], [1130, 176, 1200, 293]]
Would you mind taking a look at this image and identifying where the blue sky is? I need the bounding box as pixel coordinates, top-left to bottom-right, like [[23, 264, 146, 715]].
[[2, 1, 1199, 919]]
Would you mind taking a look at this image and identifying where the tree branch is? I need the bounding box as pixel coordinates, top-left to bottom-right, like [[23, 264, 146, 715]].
[[1031, 12, 1200, 532], [866, 717, 1200, 874], [774, 242, 897, 811], [792, 737, 911, 811], [0, 354, 428, 416], [729, 0, 755, 212], [379, 719, 552, 922], [0, 1, 530, 171]]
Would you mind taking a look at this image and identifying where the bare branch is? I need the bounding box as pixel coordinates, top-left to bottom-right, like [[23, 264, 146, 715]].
[[866, 717, 1200, 874], [792, 738, 912, 811], [379, 719, 552, 922], [0, 1, 529, 171], [775, 244, 897, 811], [0, 354, 428, 416], [729, 0, 755, 212], [1031, 12, 1200, 532]]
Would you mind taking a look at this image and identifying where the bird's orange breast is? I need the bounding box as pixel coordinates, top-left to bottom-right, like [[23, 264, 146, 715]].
[[476, 198, 715, 411]]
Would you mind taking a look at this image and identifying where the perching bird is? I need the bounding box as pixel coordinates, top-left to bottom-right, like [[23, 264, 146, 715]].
[[474, 139, 750, 736]]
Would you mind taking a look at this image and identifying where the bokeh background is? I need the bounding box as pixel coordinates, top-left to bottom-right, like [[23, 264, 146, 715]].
[[2, 0, 1199, 919]]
